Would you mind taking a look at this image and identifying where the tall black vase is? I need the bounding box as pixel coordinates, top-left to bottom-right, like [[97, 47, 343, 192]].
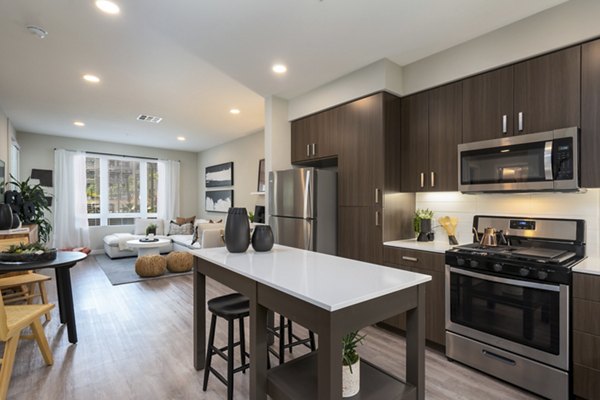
[[224, 208, 250, 253], [252, 225, 274, 252], [417, 219, 432, 242], [0, 204, 13, 230]]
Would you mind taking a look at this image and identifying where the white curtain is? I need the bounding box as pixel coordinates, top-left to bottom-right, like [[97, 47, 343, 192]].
[[157, 160, 180, 223], [53, 149, 90, 249]]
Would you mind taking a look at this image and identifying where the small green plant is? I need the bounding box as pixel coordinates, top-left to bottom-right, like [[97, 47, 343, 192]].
[[145, 223, 157, 235], [248, 211, 255, 223], [4, 242, 49, 254], [342, 331, 366, 373], [413, 208, 434, 235]]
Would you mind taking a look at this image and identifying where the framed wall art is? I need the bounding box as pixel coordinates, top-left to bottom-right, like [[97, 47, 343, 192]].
[[205, 190, 233, 213], [205, 162, 233, 187]]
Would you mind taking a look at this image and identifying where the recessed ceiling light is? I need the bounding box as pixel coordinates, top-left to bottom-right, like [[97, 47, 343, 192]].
[[95, 0, 120, 15], [177, 136, 186, 141], [83, 74, 100, 83], [272, 64, 287, 74], [73, 121, 85, 127], [26, 25, 48, 39], [230, 108, 240, 115]]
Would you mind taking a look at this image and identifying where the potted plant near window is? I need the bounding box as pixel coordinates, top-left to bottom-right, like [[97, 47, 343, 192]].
[[145, 223, 157, 236], [342, 331, 365, 397], [7, 176, 52, 243]]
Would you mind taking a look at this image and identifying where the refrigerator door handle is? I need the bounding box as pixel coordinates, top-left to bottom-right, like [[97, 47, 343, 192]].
[[303, 169, 312, 218]]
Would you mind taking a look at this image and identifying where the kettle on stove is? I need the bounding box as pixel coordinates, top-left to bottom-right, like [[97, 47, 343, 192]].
[[472, 227, 508, 247]]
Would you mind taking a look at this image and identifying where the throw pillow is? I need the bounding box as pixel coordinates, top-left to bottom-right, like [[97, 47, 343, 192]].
[[175, 216, 196, 225], [168, 221, 193, 235], [191, 225, 199, 245]]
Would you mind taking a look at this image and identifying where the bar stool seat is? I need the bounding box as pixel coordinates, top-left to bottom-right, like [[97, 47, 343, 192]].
[[203, 293, 250, 400]]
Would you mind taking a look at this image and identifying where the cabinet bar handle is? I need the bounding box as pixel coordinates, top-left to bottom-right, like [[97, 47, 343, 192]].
[[402, 256, 418, 262], [420, 172, 425, 188], [375, 188, 380, 204], [518, 112, 524, 132], [311, 143, 316, 156], [430, 171, 435, 188], [502, 115, 508, 134], [306, 144, 310, 157], [375, 211, 380, 227]]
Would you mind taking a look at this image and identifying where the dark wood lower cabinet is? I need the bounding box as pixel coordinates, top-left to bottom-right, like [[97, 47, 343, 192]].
[[573, 272, 600, 400], [381, 247, 445, 346], [337, 206, 382, 265]]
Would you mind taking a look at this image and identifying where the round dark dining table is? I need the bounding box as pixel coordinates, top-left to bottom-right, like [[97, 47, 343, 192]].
[[0, 251, 87, 343]]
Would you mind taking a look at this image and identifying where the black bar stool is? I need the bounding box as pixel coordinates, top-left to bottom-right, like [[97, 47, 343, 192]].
[[203, 293, 250, 400], [268, 315, 316, 365]]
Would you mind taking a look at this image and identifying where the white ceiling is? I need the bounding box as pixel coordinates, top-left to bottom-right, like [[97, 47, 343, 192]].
[[0, 0, 567, 152]]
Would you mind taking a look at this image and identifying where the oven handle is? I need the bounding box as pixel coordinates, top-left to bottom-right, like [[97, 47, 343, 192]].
[[448, 267, 560, 292]]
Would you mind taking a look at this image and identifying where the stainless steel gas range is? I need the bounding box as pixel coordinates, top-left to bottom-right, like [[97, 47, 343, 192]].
[[445, 215, 585, 400]]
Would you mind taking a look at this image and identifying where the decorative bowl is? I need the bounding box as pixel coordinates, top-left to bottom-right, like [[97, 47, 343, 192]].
[[0, 248, 57, 263]]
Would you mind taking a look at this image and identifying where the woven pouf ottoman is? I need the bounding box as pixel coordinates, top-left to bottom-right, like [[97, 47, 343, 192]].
[[135, 255, 167, 277], [166, 251, 193, 273]]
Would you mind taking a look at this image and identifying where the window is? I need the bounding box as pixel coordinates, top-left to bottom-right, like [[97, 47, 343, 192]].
[[86, 155, 159, 226]]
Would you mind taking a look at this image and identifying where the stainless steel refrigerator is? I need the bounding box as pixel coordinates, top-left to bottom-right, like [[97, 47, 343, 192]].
[[268, 168, 337, 255]]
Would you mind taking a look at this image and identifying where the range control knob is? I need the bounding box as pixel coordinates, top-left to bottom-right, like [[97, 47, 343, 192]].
[[537, 270, 549, 280], [519, 268, 530, 277], [470, 260, 479, 268], [493, 263, 503, 272], [457, 258, 466, 266]]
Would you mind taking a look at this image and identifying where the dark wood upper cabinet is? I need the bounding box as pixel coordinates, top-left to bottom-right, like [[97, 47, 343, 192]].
[[513, 46, 581, 135], [429, 82, 462, 192], [290, 109, 338, 164], [582, 39, 600, 188], [400, 83, 461, 192], [338, 94, 384, 207], [462, 66, 514, 142], [400, 92, 429, 192]]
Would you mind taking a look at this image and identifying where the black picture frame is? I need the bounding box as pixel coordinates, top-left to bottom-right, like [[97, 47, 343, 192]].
[[205, 190, 234, 213], [205, 162, 233, 187], [257, 159, 266, 192]]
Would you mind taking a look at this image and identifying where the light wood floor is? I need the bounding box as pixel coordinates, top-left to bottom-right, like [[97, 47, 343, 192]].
[[5, 255, 541, 399]]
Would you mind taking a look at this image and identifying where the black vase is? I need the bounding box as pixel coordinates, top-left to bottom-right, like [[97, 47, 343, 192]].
[[224, 208, 250, 253], [0, 204, 13, 230], [252, 225, 274, 252], [10, 213, 20, 229]]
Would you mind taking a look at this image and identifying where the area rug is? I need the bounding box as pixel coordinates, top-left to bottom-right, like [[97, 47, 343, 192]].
[[94, 254, 192, 286]]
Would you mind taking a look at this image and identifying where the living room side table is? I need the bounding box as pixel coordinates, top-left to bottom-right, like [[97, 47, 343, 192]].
[[126, 238, 171, 257]]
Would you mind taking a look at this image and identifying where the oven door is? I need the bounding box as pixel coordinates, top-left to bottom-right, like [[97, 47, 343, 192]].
[[445, 266, 569, 370]]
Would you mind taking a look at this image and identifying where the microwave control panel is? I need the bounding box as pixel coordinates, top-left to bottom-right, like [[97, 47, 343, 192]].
[[553, 137, 573, 180]]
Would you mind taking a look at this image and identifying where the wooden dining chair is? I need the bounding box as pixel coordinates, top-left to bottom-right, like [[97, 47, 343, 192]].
[[0, 272, 52, 322], [0, 293, 54, 400]]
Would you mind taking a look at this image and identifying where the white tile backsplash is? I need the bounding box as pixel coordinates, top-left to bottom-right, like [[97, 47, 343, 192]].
[[416, 189, 600, 257]]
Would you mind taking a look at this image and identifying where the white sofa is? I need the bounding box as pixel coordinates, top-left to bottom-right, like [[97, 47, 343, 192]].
[[103, 218, 224, 258]]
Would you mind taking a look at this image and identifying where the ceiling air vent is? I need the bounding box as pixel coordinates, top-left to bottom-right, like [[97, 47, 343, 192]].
[[137, 114, 163, 124]]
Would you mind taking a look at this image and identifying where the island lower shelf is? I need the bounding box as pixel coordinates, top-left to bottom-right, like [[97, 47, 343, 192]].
[[267, 352, 417, 400]]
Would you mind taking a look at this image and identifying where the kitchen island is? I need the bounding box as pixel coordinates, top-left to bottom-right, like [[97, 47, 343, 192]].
[[192, 245, 431, 400]]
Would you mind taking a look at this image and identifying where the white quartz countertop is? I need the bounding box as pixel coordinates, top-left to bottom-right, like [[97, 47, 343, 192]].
[[384, 239, 467, 254], [572, 257, 600, 276], [191, 245, 431, 312]]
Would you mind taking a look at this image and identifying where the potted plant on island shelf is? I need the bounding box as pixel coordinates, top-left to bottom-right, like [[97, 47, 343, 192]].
[[342, 330, 366, 398], [413, 208, 434, 242]]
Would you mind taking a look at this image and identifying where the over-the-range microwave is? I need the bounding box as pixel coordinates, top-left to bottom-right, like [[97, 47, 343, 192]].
[[458, 127, 579, 193]]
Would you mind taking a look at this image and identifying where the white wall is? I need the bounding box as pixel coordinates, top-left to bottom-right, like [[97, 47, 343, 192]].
[[402, 0, 600, 94], [197, 130, 264, 220], [416, 191, 600, 257], [288, 59, 403, 121], [18, 131, 199, 250]]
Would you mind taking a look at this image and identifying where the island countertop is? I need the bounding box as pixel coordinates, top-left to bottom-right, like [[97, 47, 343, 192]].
[[190, 244, 431, 312]]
